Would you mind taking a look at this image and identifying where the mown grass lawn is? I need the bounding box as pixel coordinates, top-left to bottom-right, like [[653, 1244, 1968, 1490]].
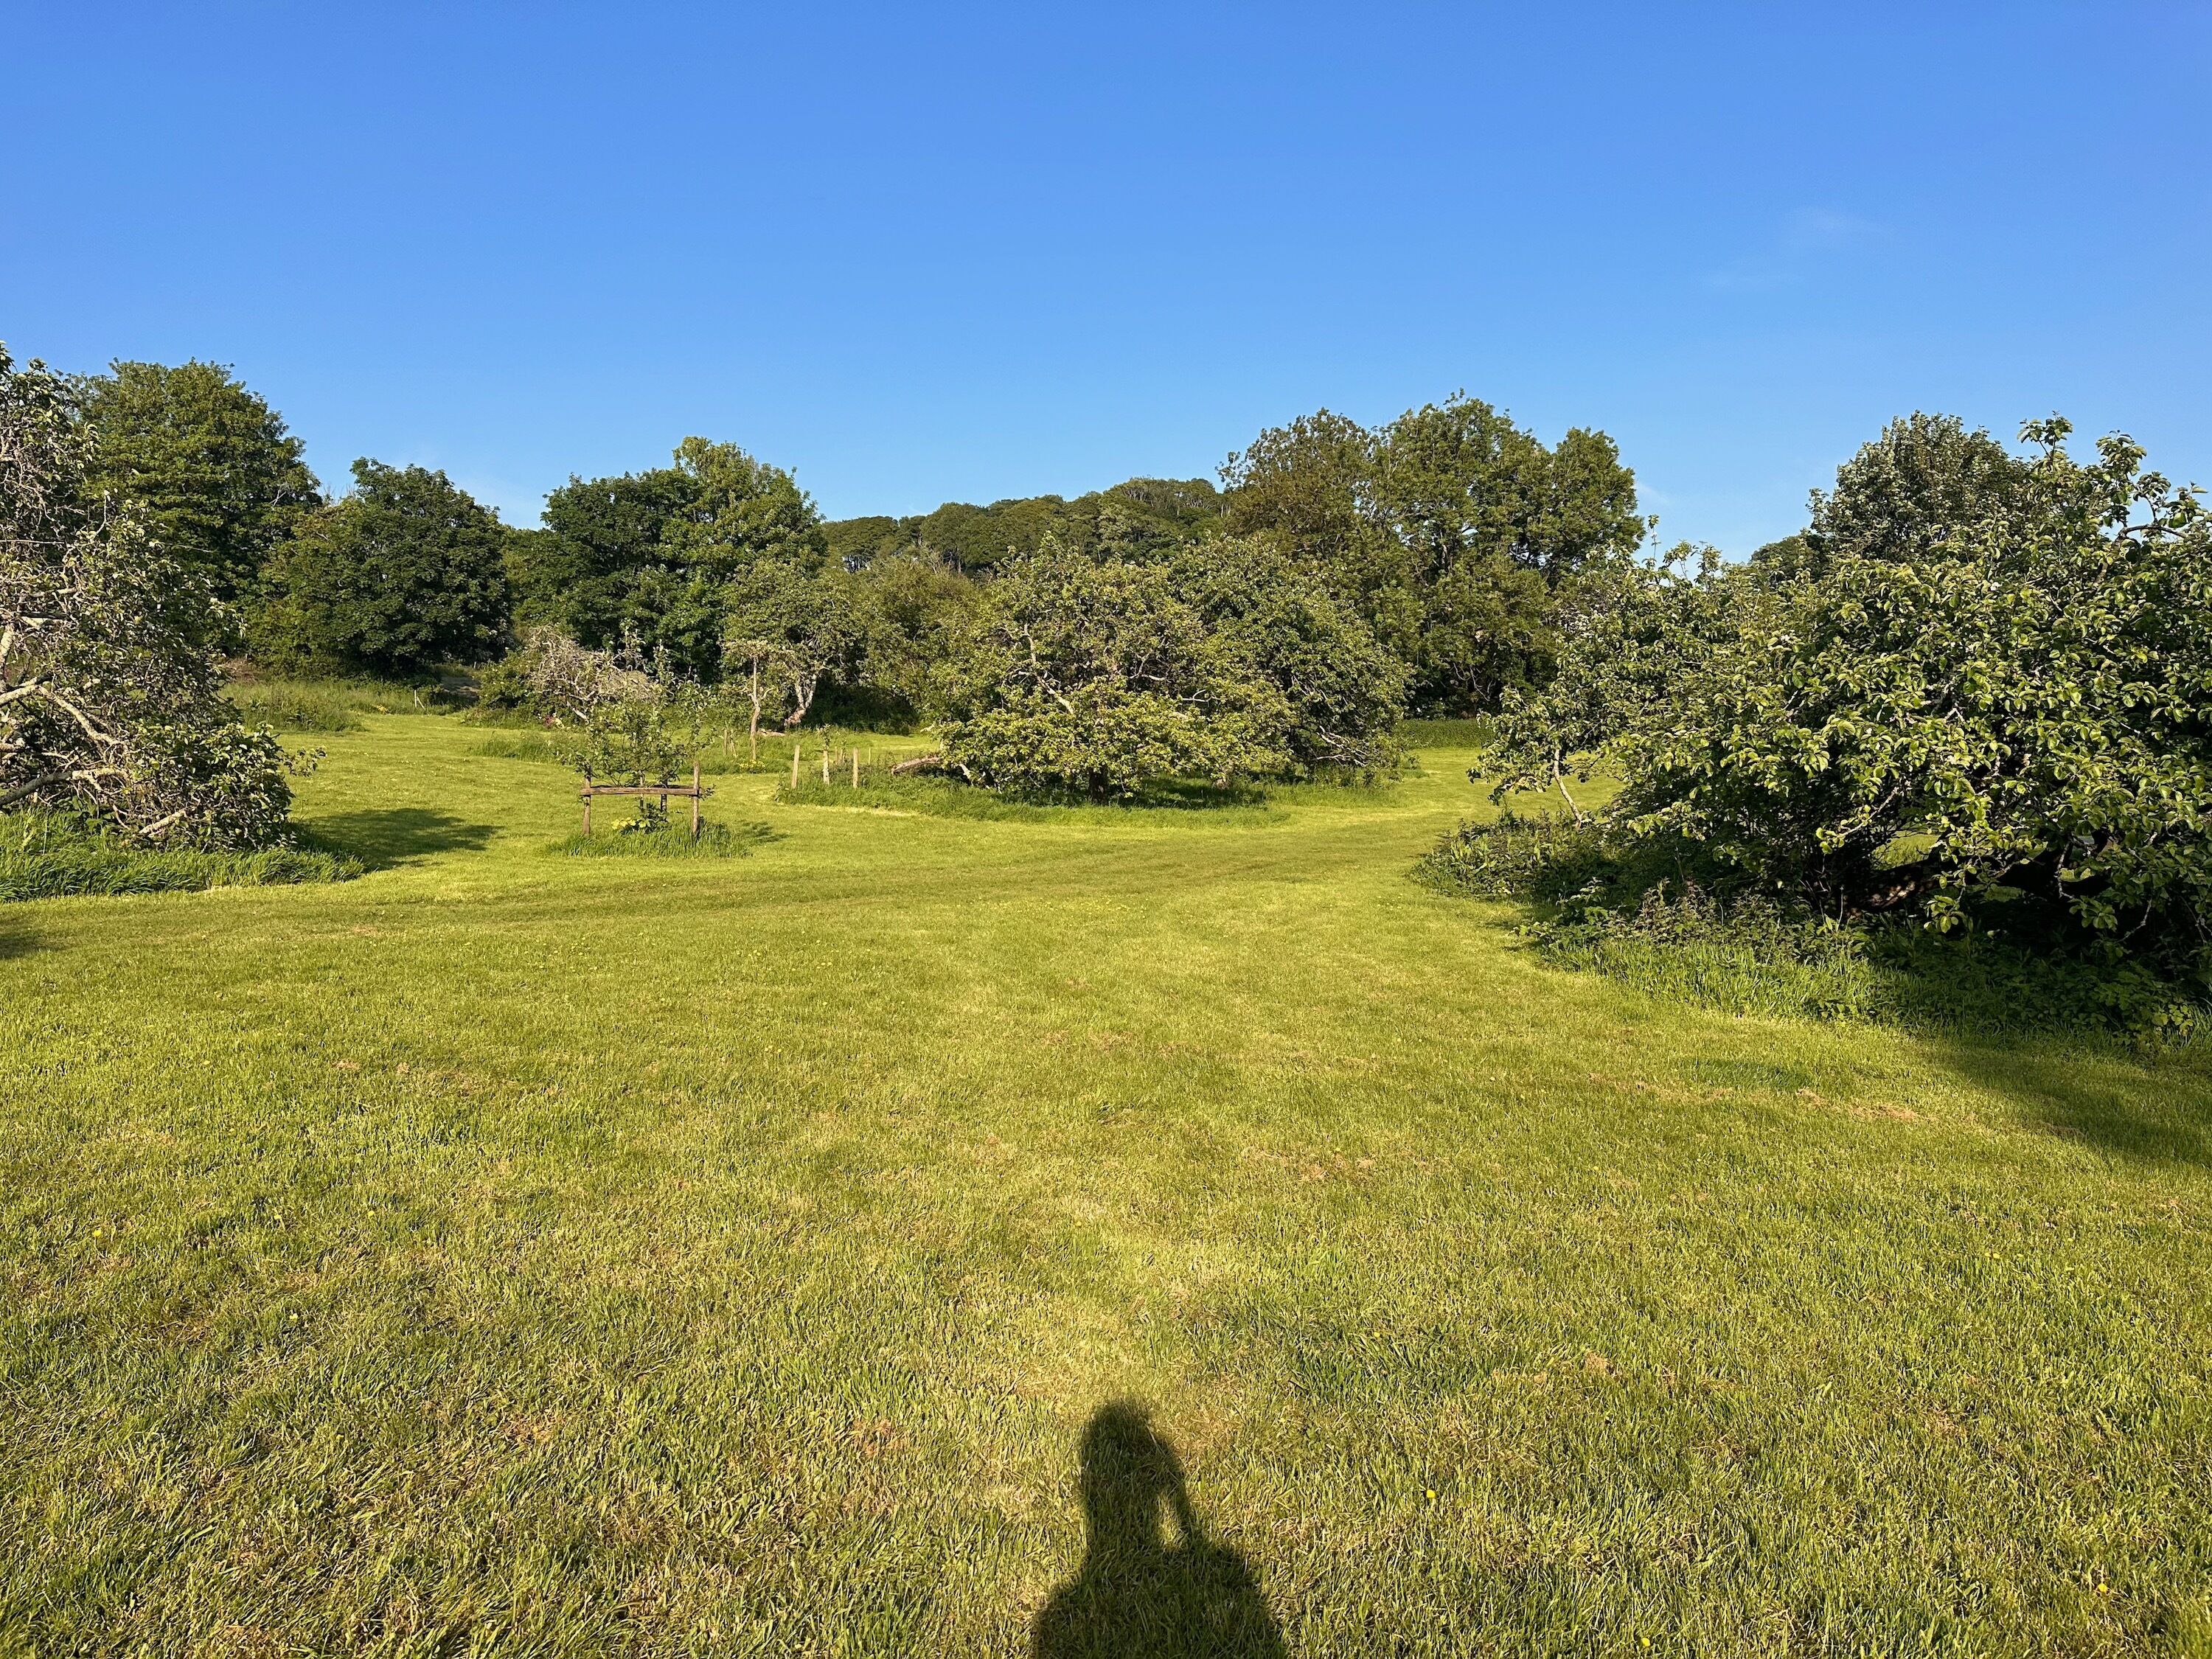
[[3, 714, 2208, 1656]]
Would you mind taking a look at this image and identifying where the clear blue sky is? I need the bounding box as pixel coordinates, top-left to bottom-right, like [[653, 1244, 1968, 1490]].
[[6, 3, 2208, 552]]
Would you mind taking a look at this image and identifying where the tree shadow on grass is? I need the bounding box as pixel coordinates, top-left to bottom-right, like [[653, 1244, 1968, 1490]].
[[299, 809, 498, 871], [0, 915, 44, 959], [1935, 1034, 2212, 1168], [1033, 1402, 1285, 1659]]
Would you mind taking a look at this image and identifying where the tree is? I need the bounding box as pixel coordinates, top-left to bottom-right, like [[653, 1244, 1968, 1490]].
[[1170, 537, 1406, 774], [517, 439, 826, 681], [659, 437, 825, 575], [934, 541, 1290, 799], [77, 360, 322, 605], [516, 465, 695, 647], [257, 460, 512, 677], [1222, 396, 1648, 713], [1485, 417, 2212, 981], [818, 477, 1225, 577], [721, 560, 862, 751], [1, 346, 295, 846], [852, 551, 981, 718]]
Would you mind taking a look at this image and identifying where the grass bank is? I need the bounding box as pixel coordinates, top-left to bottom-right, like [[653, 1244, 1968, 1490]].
[[1, 712, 2208, 1654]]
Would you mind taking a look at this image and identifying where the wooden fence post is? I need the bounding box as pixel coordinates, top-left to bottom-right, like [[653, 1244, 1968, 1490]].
[[851, 748, 860, 787], [691, 759, 702, 838], [821, 745, 830, 785], [791, 743, 801, 788], [580, 792, 590, 837]]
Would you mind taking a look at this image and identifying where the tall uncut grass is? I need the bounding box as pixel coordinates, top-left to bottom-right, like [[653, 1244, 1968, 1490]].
[[0, 810, 360, 901]]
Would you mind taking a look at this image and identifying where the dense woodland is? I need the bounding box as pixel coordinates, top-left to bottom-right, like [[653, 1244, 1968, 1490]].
[[4, 341, 2211, 1022]]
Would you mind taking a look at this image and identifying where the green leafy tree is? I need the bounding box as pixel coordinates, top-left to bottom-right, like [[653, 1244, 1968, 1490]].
[[820, 477, 1224, 577], [1170, 537, 1406, 773], [660, 437, 826, 575], [257, 461, 512, 676], [721, 560, 863, 750], [852, 552, 981, 717], [515, 465, 695, 647], [2, 347, 296, 846], [934, 542, 1288, 799], [518, 439, 825, 680], [78, 359, 323, 605], [1486, 417, 2212, 981], [1222, 396, 1646, 713]]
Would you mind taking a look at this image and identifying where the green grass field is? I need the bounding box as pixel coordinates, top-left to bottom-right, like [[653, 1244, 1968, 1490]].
[[4, 714, 2209, 1656]]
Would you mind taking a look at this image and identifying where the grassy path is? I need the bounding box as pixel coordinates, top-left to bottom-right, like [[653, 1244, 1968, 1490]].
[[3, 717, 2208, 1655]]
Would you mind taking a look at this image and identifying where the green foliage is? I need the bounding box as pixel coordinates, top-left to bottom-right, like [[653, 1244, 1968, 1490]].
[[1222, 394, 1647, 712], [1169, 536, 1407, 773], [820, 476, 1224, 576], [849, 552, 980, 719], [933, 543, 1290, 799], [660, 437, 825, 575], [77, 359, 322, 605], [1422, 806, 2212, 1040], [1416, 808, 1613, 899], [779, 763, 1277, 821], [721, 560, 863, 737], [1485, 415, 2212, 988], [513, 440, 827, 681], [566, 692, 704, 830], [2, 344, 302, 848], [0, 807, 358, 900], [255, 460, 512, 677], [1400, 716, 1492, 749]]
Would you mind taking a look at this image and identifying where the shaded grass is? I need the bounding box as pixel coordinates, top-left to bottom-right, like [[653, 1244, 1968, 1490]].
[[1421, 816, 2211, 1045], [0, 810, 361, 901], [1, 716, 2208, 1654]]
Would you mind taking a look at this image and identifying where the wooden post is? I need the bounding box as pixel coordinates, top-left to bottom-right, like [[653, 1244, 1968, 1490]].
[[791, 742, 801, 788], [821, 745, 830, 785], [580, 791, 591, 837], [691, 759, 701, 838], [851, 748, 860, 787]]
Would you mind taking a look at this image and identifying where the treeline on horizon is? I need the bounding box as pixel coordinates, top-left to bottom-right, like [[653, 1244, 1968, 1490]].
[[55, 355, 1659, 727]]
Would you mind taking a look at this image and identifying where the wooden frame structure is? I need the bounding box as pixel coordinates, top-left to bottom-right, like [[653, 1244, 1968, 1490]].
[[580, 761, 713, 838]]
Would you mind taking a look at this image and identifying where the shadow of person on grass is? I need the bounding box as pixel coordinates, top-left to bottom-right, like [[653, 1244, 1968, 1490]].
[[1033, 1402, 1285, 1659], [299, 808, 497, 870]]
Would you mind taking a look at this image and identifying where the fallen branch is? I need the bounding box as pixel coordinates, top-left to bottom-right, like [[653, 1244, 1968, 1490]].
[[889, 752, 944, 776]]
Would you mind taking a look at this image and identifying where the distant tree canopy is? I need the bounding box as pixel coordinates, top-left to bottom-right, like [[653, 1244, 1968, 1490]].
[[511, 439, 825, 679], [256, 461, 513, 678], [1222, 394, 1648, 712], [1484, 414, 2212, 984], [77, 359, 323, 606], [821, 477, 1225, 576]]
